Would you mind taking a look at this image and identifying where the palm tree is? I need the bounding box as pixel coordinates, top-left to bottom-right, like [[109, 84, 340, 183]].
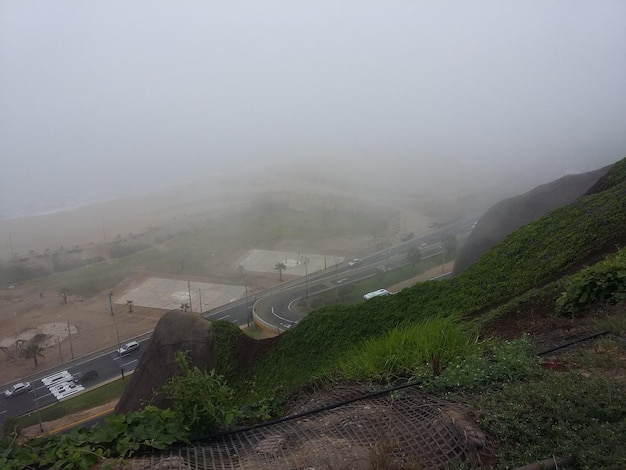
[[274, 262, 286, 281], [58, 287, 71, 304], [180, 303, 190, 312], [126, 300, 134, 312], [25, 343, 45, 367]]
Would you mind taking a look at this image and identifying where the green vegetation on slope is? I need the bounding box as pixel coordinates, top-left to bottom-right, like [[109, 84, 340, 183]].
[[243, 158, 626, 396], [334, 317, 484, 381]]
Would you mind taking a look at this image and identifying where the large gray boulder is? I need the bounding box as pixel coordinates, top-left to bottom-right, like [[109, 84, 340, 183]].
[[115, 310, 277, 414], [452, 165, 612, 276]]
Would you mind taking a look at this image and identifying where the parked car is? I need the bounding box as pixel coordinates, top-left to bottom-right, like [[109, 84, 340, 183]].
[[72, 370, 99, 384], [117, 341, 140, 356], [4, 381, 32, 398]]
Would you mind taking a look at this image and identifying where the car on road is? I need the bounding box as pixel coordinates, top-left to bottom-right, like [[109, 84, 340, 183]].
[[117, 341, 140, 356], [72, 370, 99, 384], [348, 258, 362, 267], [4, 381, 32, 398], [363, 289, 391, 301]]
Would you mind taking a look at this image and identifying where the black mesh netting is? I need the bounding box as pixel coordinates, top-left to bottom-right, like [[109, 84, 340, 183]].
[[121, 385, 496, 469]]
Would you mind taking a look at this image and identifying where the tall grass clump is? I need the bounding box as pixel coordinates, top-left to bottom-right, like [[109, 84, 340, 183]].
[[333, 317, 483, 381]]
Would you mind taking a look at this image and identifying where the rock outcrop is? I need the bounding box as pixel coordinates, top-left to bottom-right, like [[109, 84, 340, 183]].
[[115, 310, 278, 414], [452, 165, 613, 275]]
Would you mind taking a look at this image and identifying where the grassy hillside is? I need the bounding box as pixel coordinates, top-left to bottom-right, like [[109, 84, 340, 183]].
[[232, 157, 626, 468], [242, 157, 626, 395]]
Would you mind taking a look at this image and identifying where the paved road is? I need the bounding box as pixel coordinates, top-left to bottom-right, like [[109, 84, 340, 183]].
[[253, 218, 474, 331], [0, 339, 148, 421], [0, 216, 477, 421]]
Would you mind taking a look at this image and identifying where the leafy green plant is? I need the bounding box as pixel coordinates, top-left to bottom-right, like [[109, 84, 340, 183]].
[[0, 406, 190, 470], [160, 351, 238, 435], [556, 247, 626, 316]]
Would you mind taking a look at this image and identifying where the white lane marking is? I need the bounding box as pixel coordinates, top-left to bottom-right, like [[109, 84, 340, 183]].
[[272, 307, 294, 324], [49, 382, 84, 400], [217, 315, 230, 320], [42, 370, 73, 386]]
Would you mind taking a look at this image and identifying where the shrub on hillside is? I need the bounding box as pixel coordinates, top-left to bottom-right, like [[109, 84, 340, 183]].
[[556, 247, 626, 316]]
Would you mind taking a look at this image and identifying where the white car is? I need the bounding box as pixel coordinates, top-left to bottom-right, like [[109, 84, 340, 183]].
[[348, 258, 362, 267], [117, 341, 140, 356], [4, 381, 32, 398]]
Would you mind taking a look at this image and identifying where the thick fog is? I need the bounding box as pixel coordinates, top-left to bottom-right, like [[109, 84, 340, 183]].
[[1, 1, 626, 218]]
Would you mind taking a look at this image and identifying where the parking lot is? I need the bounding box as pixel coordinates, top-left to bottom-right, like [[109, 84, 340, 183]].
[[115, 278, 246, 313]]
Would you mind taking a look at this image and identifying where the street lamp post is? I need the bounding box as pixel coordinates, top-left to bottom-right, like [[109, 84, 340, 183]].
[[442, 235, 446, 273], [67, 318, 74, 360], [108, 291, 114, 316], [334, 257, 339, 302], [31, 385, 44, 433], [187, 281, 193, 312], [56, 336, 64, 363], [304, 257, 309, 300], [112, 317, 125, 380], [14, 312, 20, 339]]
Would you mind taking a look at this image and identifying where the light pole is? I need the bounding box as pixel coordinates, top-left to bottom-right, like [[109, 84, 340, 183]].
[[31, 385, 44, 433], [67, 318, 74, 360], [442, 235, 446, 273], [304, 257, 309, 300], [334, 257, 339, 302], [112, 316, 125, 380], [108, 291, 114, 316], [187, 281, 193, 312], [14, 312, 20, 339], [56, 336, 64, 363]]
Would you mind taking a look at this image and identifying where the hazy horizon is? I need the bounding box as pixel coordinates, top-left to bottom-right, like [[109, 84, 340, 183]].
[[2, 1, 626, 219]]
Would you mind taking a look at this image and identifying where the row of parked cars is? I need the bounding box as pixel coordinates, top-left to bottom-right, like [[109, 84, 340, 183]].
[[3, 341, 140, 398]]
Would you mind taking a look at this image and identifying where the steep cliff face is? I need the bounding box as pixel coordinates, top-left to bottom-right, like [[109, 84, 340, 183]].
[[452, 165, 613, 276]]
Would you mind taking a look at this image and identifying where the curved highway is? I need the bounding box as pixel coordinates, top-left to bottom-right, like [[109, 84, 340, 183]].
[[253, 217, 474, 332]]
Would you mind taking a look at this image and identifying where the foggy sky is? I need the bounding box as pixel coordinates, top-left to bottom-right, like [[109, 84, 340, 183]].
[[1, 1, 626, 218]]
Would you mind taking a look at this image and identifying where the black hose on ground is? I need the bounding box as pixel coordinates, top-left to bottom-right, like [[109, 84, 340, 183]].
[[536, 330, 610, 356]]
